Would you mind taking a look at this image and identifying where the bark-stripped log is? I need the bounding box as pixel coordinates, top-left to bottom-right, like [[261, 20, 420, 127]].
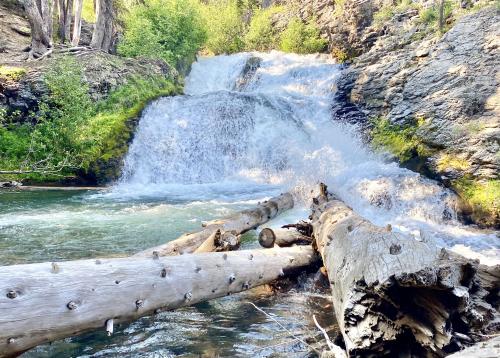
[[0, 246, 317, 357], [135, 193, 294, 257], [194, 229, 240, 253], [311, 186, 499, 357], [259, 228, 312, 248]]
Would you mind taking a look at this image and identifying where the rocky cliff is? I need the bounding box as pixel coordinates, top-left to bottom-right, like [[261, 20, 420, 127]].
[[331, 3, 499, 227]]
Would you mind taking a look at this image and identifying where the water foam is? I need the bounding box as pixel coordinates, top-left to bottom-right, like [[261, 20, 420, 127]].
[[116, 51, 499, 264]]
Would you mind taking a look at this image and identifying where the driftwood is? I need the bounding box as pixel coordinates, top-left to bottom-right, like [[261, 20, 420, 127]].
[[258, 227, 312, 248], [194, 229, 240, 253], [136, 193, 294, 257], [311, 184, 499, 357], [0, 246, 317, 357]]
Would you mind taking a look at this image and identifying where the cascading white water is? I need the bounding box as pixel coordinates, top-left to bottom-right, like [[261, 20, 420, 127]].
[[117, 51, 498, 264]]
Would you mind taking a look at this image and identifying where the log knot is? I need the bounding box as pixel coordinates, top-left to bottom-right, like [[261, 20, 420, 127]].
[[184, 292, 193, 302], [67, 301, 78, 310], [135, 299, 144, 309], [229, 274, 236, 284], [6, 290, 18, 299]]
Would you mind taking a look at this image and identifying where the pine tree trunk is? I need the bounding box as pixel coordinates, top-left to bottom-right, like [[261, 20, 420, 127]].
[[20, 0, 52, 58], [72, 0, 83, 45], [63, 0, 73, 43], [90, 0, 114, 51], [57, 0, 66, 41], [311, 185, 499, 357]]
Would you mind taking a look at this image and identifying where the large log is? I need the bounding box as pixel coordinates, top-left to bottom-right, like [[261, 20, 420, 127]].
[[0, 246, 317, 357], [135, 193, 294, 257], [311, 185, 499, 357]]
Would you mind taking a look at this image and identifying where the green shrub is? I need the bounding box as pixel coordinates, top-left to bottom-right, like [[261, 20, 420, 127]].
[[118, 0, 206, 71], [419, 1, 454, 30], [244, 6, 283, 51], [0, 58, 179, 182], [373, 0, 421, 26], [201, 0, 246, 54], [279, 17, 327, 54]]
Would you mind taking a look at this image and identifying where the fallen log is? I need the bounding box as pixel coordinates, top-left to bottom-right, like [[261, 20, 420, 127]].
[[258, 227, 312, 248], [311, 185, 499, 357], [135, 192, 294, 257], [194, 229, 240, 253], [0, 246, 317, 357]]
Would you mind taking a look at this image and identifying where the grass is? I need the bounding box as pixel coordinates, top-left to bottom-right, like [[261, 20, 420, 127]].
[[0, 66, 26, 81], [83, 76, 179, 180], [452, 177, 500, 226], [370, 117, 428, 162], [436, 154, 470, 172]]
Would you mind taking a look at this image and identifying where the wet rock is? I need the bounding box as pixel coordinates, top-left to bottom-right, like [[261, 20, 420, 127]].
[[0, 181, 21, 188]]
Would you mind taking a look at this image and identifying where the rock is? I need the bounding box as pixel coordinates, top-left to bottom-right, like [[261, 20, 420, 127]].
[[336, 7, 500, 227], [0, 181, 21, 188]]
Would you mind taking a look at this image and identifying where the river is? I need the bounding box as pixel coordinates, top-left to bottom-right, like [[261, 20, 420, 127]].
[[0, 51, 498, 357]]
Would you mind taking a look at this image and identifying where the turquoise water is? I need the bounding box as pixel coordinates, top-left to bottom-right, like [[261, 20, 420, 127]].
[[0, 188, 334, 357]]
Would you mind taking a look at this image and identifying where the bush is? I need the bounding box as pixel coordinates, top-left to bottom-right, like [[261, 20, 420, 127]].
[[419, 1, 454, 30], [373, 0, 421, 26], [279, 17, 327, 54], [0, 57, 179, 182], [118, 0, 206, 71], [244, 6, 283, 51], [201, 0, 246, 54]]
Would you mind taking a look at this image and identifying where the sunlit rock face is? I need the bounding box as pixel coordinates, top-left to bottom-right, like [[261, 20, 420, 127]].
[[339, 9, 499, 181]]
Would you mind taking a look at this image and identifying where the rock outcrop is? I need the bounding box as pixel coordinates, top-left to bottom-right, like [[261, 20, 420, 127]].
[[335, 6, 499, 227], [1, 51, 178, 121]]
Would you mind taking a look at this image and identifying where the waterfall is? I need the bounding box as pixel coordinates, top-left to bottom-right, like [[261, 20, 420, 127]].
[[117, 51, 498, 264]]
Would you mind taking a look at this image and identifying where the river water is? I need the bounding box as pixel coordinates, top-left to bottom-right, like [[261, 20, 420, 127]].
[[0, 51, 498, 357]]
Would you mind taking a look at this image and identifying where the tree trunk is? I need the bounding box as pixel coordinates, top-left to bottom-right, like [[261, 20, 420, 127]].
[[91, 0, 114, 51], [40, 0, 52, 43], [72, 0, 83, 45], [135, 193, 294, 257], [57, 0, 66, 41], [20, 0, 52, 58], [311, 185, 499, 357], [438, 0, 445, 32], [0, 246, 318, 357], [258, 227, 312, 248], [63, 0, 73, 43]]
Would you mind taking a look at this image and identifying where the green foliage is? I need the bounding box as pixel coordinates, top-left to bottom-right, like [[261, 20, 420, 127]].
[[370, 117, 428, 162], [118, 0, 206, 70], [0, 58, 179, 182], [453, 177, 500, 226], [82, 76, 178, 176], [279, 17, 327, 54], [373, 0, 421, 26], [244, 6, 284, 51], [82, 0, 95, 22], [0, 66, 26, 81], [201, 0, 246, 54], [418, 1, 454, 31]]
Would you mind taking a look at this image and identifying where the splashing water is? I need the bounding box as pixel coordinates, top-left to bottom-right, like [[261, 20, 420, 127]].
[[118, 51, 498, 265]]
